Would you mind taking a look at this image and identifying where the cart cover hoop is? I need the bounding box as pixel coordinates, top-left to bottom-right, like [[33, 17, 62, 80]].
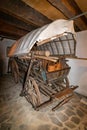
[[8, 19, 75, 57]]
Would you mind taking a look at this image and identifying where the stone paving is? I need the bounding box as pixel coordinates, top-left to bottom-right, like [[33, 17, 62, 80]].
[[0, 74, 87, 130]]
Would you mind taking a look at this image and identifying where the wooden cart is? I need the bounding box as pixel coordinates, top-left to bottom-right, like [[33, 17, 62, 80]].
[[8, 19, 78, 110]]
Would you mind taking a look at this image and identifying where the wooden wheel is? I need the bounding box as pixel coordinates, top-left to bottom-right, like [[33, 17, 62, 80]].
[[25, 77, 41, 108], [63, 77, 69, 87], [10, 58, 19, 83]]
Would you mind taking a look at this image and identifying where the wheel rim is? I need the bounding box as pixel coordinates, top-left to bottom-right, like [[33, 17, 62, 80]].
[[25, 77, 41, 108], [11, 59, 19, 83]]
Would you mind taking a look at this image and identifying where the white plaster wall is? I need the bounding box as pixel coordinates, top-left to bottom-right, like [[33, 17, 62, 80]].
[[0, 38, 15, 75], [68, 30, 87, 97]]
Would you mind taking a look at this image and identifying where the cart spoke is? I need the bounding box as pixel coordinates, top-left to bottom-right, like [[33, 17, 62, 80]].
[[24, 77, 41, 108]]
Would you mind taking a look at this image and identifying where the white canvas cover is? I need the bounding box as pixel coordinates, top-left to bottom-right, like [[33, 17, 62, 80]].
[[8, 19, 75, 57]]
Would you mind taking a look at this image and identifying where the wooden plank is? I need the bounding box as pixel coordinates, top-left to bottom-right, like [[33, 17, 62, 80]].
[[22, 0, 66, 20], [0, 0, 52, 27], [54, 88, 73, 99], [52, 94, 73, 111], [19, 55, 57, 62], [36, 98, 54, 110], [48, 0, 87, 30], [0, 11, 37, 31], [54, 86, 78, 99]]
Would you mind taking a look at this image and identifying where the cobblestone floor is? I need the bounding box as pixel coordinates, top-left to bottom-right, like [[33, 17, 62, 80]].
[[0, 74, 87, 130]]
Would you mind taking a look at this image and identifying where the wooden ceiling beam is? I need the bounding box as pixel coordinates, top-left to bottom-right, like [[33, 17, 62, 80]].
[[0, 11, 37, 32], [0, 32, 21, 40], [48, 0, 87, 30], [0, 0, 52, 27], [0, 20, 28, 39]]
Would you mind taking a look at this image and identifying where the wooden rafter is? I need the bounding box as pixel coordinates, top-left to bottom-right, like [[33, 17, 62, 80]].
[[0, 20, 28, 39], [48, 0, 87, 30], [0, 11, 37, 32], [0, 0, 52, 27]]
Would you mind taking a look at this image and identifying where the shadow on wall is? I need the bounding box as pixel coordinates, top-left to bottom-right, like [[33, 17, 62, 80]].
[[0, 58, 4, 76], [0, 47, 5, 76], [0, 38, 15, 76]]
